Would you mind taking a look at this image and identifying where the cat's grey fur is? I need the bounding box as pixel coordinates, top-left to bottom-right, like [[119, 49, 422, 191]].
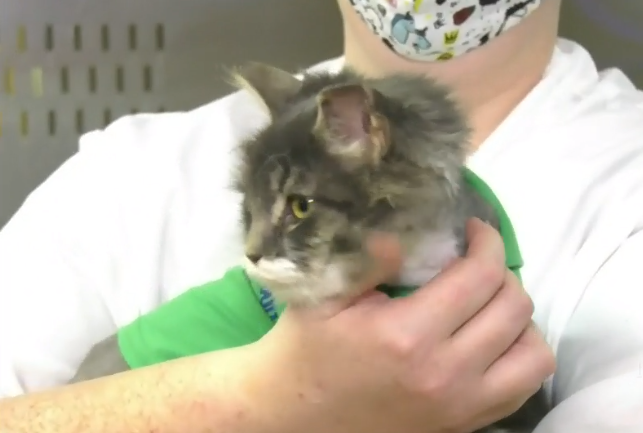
[[233, 62, 548, 433]]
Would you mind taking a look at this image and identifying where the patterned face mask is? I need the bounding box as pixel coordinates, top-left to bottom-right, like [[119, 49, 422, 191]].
[[347, 0, 543, 62]]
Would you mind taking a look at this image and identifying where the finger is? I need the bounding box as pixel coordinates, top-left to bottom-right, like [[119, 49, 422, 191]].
[[481, 324, 556, 405], [361, 231, 404, 290], [464, 218, 507, 263], [448, 270, 534, 371], [391, 218, 507, 336]]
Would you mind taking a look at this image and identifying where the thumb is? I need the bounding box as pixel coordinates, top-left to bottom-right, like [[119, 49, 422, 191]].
[[360, 231, 404, 290], [327, 232, 404, 310]]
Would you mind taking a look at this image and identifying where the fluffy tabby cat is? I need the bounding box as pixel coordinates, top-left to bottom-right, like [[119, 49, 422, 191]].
[[233, 62, 548, 432], [236, 63, 493, 305], [69, 62, 548, 433]]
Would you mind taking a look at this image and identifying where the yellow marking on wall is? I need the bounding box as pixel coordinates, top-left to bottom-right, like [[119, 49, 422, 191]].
[[4, 68, 14, 95], [31, 67, 44, 97], [17, 26, 27, 52], [20, 111, 29, 137]]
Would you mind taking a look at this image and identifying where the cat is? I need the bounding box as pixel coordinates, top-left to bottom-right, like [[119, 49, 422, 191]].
[[232, 62, 549, 432], [234, 62, 495, 306]]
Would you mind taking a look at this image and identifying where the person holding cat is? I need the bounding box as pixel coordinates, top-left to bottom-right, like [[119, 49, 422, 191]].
[[2, 0, 643, 432]]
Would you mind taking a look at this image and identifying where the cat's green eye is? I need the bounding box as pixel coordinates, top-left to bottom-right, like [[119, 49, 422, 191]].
[[289, 195, 314, 219]]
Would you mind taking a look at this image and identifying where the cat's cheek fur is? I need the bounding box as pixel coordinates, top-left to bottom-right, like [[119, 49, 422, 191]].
[[244, 257, 356, 305], [398, 231, 460, 286]]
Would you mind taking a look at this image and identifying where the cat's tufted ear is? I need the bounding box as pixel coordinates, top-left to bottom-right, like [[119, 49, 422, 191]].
[[313, 84, 390, 168], [230, 62, 303, 116]]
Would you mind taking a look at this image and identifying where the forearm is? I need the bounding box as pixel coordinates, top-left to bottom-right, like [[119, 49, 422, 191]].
[[0, 346, 274, 433]]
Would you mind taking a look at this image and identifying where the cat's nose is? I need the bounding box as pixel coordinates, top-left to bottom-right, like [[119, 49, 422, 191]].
[[246, 254, 262, 264]]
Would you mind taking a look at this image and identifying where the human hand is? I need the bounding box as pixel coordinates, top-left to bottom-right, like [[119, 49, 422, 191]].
[[247, 218, 555, 433]]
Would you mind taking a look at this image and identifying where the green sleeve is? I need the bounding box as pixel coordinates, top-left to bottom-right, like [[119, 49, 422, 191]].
[[117, 266, 275, 369]]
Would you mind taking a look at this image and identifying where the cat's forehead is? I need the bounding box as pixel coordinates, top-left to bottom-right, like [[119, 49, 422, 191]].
[[254, 154, 326, 195], [247, 117, 323, 177], [242, 101, 368, 201], [245, 139, 362, 203]]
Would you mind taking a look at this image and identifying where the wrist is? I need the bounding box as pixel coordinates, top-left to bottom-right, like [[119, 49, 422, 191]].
[[209, 339, 317, 433], [175, 345, 276, 432]]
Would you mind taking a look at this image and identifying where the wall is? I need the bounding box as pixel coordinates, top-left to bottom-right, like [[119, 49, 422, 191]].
[[562, 0, 643, 85]]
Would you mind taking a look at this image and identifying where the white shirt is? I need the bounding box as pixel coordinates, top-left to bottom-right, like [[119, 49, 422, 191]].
[[1, 38, 642, 431]]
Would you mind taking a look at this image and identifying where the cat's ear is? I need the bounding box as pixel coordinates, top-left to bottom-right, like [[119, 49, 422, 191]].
[[313, 84, 390, 168], [230, 62, 302, 116]]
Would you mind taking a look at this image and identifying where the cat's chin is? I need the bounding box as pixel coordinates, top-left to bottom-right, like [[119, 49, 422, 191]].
[[243, 257, 359, 306]]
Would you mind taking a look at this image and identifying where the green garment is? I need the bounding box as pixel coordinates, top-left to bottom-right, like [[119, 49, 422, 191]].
[[118, 168, 523, 369]]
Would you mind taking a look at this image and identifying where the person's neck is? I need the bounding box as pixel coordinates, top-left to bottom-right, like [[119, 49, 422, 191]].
[[340, 0, 560, 150]]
